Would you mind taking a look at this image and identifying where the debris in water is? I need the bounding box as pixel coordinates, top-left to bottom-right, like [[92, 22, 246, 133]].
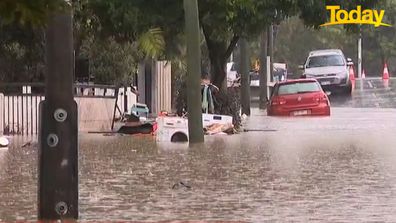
[[172, 181, 191, 190]]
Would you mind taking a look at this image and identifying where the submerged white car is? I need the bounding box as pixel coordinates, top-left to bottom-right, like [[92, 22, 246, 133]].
[[300, 49, 353, 95]]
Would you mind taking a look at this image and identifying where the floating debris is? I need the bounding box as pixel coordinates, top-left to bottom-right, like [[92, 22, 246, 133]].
[[0, 136, 9, 147], [172, 181, 191, 190]]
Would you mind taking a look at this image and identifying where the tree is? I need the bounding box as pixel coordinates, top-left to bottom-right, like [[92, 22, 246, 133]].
[[0, 23, 45, 82], [360, 0, 396, 74], [80, 37, 136, 85], [0, 0, 65, 26], [198, 0, 291, 88], [84, 0, 175, 58], [267, 17, 358, 76], [198, 0, 381, 88], [0, 0, 168, 85], [0, 0, 66, 83]]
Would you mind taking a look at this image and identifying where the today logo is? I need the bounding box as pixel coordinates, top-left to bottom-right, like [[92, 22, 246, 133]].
[[321, 5, 391, 27]]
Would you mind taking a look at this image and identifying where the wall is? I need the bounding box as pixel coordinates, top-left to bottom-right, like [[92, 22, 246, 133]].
[[75, 97, 115, 132]]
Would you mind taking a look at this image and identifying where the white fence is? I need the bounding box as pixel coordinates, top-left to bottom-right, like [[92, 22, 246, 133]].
[[0, 86, 137, 135], [0, 94, 3, 135]]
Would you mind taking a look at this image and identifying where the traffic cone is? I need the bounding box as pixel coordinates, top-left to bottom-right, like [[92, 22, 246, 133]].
[[361, 69, 366, 79], [383, 79, 390, 88], [383, 63, 390, 79], [351, 79, 355, 90], [349, 66, 355, 81]]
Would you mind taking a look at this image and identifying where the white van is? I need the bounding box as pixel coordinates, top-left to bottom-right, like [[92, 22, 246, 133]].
[[300, 49, 353, 95]]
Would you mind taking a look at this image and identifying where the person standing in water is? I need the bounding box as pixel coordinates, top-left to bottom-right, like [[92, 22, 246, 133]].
[[201, 72, 219, 114]]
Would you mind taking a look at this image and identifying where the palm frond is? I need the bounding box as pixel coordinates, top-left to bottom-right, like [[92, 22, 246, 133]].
[[137, 27, 165, 59]]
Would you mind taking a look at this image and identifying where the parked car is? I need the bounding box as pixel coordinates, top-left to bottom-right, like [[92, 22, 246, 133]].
[[267, 79, 330, 116], [299, 49, 353, 95]]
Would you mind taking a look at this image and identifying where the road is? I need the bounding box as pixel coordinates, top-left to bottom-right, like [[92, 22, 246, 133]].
[[331, 78, 396, 108], [0, 78, 396, 222]]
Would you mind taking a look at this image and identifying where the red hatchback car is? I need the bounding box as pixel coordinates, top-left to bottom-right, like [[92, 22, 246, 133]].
[[267, 79, 330, 116]]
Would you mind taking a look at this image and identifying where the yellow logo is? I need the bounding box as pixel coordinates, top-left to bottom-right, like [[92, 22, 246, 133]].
[[321, 5, 391, 27]]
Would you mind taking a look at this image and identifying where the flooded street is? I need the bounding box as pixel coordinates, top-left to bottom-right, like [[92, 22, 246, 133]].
[[1, 79, 396, 222]]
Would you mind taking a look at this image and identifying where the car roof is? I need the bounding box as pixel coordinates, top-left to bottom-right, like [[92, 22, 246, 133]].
[[277, 78, 318, 84], [309, 49, 343, 56]]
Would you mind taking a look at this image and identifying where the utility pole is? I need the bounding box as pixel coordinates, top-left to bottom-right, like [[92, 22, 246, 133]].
[[268, 24, 274, 82], [358, 25, 362, 79], [38, 3, 78, 220], [240, 38, 251, 116], [183, 0, 204, 143], [259, 30, 268, 109]]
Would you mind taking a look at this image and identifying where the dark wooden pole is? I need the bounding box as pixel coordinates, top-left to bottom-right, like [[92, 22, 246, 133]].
[[259, 29, 268, 109], [240, 38, 251, 116], [183, 0, 204, 143], [38, 6, 78, 220], [124, 86, 128, 113]]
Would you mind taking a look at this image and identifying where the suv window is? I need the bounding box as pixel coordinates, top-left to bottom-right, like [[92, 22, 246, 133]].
[[307, 54, 345, 68], [276, 81, 321, 95]]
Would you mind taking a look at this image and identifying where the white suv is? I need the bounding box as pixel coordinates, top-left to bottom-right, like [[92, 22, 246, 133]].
[[300, 49, 353, 95]]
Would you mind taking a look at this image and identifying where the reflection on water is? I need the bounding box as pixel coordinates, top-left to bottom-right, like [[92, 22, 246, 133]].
[[331, 79, 396, 108], [2, 115, 396, 221]]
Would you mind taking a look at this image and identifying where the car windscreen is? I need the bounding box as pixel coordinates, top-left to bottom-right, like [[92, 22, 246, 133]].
[[276, 81, 321, 95], [306, 54, 345, 68]]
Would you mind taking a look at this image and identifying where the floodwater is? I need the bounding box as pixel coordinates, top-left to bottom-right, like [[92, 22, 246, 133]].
[[1, 78, 396, 222]]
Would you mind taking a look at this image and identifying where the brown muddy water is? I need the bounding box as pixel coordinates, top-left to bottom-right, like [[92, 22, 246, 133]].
[[1, 107, 396, 222]]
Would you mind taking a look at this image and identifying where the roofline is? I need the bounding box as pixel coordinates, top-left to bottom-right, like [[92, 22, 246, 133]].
[[309, 49, 343, 55], [277, 78, 318, 84]]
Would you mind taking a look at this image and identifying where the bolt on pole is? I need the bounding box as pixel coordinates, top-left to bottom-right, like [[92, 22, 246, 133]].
[[38, 6, 78, 220], [183, 0, 204, 143]]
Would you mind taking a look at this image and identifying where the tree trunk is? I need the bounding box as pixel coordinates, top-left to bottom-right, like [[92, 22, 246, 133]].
[[183, 0, 204, 143], [205, 37, 227, 89], [259, 29, 268, 109], [240, 38, 250, 116], [210, 53, 227, 90], [202, 25, 239, 90]]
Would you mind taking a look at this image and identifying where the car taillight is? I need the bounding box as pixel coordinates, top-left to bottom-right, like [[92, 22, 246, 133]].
[[271, 97, 286, 105], [315, 94, 329, 105]]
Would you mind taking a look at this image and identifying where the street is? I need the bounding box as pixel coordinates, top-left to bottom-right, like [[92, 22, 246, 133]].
[[1, 79, 396, 222], [331, 78, 396, 108]]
